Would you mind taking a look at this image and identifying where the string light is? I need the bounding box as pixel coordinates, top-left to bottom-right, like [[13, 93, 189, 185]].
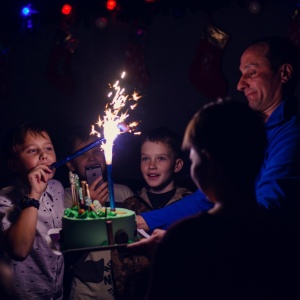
[[106, 0, 117, 11], [21, 4, 37, 17], [20, 4, 39, 33], [61, 4, 72, 15]]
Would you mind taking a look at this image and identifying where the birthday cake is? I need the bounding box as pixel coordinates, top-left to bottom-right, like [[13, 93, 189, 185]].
[[60, 171, 137, 251], [60, 205, 137, 251]]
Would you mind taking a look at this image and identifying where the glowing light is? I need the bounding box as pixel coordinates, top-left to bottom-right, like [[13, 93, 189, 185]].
[[21, 7, 31, 16], [21, 4, 37, 17], [91, 71, 142, 210], [106, 0, 117, 11], [61, 4, 72, 15], [91, 71, 141, 164]]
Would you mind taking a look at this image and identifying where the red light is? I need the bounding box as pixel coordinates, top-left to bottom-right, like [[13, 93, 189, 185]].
[[106, 0, 117, 11], [61, 4, 72, 15]]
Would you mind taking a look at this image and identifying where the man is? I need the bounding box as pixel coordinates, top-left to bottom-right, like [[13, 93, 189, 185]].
[[135, 36, 300, 233]]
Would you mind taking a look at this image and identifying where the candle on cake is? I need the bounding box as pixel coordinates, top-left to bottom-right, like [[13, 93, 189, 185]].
[[91, 71, 142, 211]]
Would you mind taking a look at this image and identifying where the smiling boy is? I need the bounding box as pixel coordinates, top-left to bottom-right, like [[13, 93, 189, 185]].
[[123, 126, 193, 213]]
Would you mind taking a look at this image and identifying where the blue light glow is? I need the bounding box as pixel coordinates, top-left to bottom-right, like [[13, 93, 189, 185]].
[[21, 6, 32, 17]]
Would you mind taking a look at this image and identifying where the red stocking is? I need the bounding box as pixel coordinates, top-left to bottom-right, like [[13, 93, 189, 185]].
[[288, 6, 300, 50], [189, 23, 230, 100], [46, 13, 79, 96], [123, 27, 149, 90]]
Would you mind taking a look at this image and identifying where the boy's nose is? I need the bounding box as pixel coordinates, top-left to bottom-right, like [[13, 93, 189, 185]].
[[148, 162, 157, 169], [41, 152, 48, 160], [87, 154, 97, 162]]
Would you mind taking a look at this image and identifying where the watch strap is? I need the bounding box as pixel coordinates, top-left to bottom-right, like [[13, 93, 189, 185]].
[[21, 196, 40, 210]]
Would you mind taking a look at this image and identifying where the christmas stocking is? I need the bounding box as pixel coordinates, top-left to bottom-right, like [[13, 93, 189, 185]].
[[288, 6, 300, 50], [123, 27, 149, 90], [46, 13, 79, 96], [189, 23, 230, 100]]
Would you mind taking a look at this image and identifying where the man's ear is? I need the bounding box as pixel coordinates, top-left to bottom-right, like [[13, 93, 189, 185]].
[[280, 63, 293, 83], [174, 158, 183, 173], [66, 161, 75, 172]]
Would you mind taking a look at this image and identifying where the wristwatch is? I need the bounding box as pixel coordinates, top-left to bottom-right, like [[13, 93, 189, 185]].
[[21, 196, 40, 210]]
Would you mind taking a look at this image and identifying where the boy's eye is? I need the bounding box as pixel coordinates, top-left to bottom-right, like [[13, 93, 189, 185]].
[[46, 146, 53, 151], [27, 148, 37, 153], [82, 152, 88, 157], [158, 156, 167, 161], [141, 157, 149, 161], [92, 148, 102, 156]]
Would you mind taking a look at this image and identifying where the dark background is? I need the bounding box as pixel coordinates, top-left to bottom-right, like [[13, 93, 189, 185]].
[[1, 0, 300, 191]]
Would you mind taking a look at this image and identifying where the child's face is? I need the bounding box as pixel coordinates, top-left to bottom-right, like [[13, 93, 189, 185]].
[[140, 141, 181, 191], [11, 131, 56, 179], [67, 137, 106, 180], [189, 146, 213, 196], [189, 147, 202, 190]]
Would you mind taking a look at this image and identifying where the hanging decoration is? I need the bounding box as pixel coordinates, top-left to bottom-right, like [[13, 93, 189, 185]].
[[288, 5, 300, 51], [189, 22, 230, 100], [123, 26, 149, 90], [46, 4, 79, 96], [248, 1, 262, 14], [0, 42, 10, 98], [20, 3, 40, 34]]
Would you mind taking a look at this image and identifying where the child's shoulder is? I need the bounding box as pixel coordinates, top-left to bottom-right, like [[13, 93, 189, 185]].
[[171, 186, 194, 202], [176, 186, 194, 196], [0, 186, 17, 204], [123, 187, 149, 207]]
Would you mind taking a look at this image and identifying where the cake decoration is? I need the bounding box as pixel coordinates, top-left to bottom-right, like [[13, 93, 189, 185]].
[[61, 206, 137, 251]]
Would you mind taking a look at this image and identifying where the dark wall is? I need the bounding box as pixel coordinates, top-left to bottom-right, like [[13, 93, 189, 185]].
[[0, 0, 299, 190]]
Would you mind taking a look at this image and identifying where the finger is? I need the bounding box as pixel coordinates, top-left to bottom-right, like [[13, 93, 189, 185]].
[[90, 177, 105, 191], [90, 186, 109, 204]]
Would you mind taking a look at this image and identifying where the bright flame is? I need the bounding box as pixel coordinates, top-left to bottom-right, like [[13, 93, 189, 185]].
[[91, 71, 142, 164]]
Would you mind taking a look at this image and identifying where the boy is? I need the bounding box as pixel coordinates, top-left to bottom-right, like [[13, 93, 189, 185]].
[[145, 100, 300, 299], [63, 125, 134, 300], [123, 126, 193, 213], [145, 101, 299, 300], [64, 125, 134, 208], [0, 122, 65, 299], [113, 126, 193, 299]]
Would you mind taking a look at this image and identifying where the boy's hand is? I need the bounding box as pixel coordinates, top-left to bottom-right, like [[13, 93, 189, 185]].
[[27, 165, 52, 199], [89, 177, 109, 205]]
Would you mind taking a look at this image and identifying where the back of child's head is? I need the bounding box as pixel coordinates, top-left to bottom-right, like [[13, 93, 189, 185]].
[[141, 126, 182, 159], [2, 122, 51, 160], [182, 99, 267, 184]]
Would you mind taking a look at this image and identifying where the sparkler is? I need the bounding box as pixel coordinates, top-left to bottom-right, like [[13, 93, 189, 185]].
[[91, 71, 141, 211]]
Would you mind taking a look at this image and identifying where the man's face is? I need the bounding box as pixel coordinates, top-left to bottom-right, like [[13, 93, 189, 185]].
[[11, 131, 56, 180], [237, 43, 283, 121], [67, 138, 106, 180]]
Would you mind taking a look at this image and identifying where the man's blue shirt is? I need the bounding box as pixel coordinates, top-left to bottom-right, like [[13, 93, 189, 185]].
[[141, 97, 300, 232]]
